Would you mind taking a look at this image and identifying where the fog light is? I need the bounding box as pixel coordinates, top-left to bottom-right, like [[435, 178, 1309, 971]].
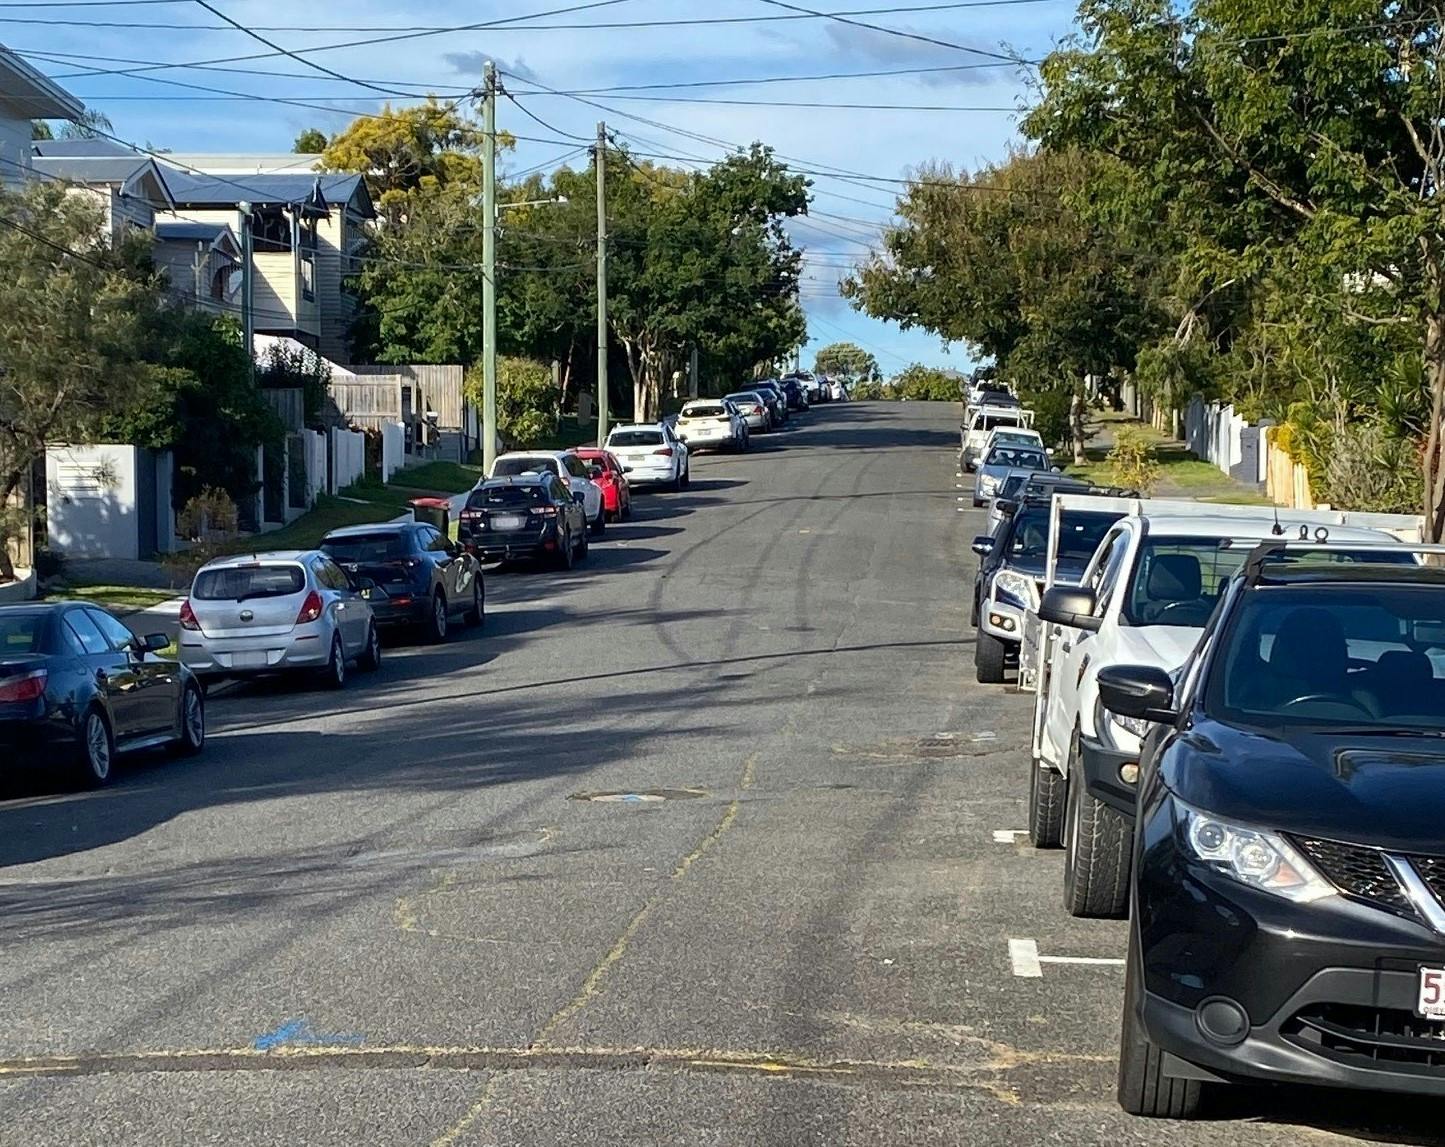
[[987, 613, 1017, 632], [1119, 762, 1139, 785], [1196, 997, 1249, 1046]]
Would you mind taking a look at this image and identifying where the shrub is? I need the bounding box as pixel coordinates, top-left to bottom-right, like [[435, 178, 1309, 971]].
[[1108, 426, 1160, 494], [1321, 422, 1420, 514]]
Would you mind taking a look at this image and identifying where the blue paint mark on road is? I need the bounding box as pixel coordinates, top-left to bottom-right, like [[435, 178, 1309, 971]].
[[253, 1018, 364, 1051], [620, 794, 644, 803]]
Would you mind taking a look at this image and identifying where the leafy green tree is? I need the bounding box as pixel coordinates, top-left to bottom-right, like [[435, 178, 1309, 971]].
[[0, 183, 151, 578], [894, 364, 961, 400], [293, 128, 328, 154], [814, 342, 879, 380], [464, 356, 559, 449]]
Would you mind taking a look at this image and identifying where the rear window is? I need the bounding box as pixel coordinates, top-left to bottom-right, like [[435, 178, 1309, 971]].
[[683, 405, 727, 418], [609, 430, 663, 447], [0, 612, 44, 654], [725, 393, 759, 404], [493, 457, 556, 478], [468, 485, 545, 509], [193, 564, 305, 602], [986, 447, 1046, 469], [321, 532, 408, 562]]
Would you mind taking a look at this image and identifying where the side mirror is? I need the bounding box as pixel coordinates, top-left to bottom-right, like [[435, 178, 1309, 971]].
[[622, 465, 634, 474], [141, 632, 170, 654], [971, 535, 995, 557], [1051, 465, 1064, 474], [1039, 585, 1102, 632], [354, 575, 377, 591], [1098, 663, 1179, 724], [587, 465, 604, 479], [572, 491, 587, 504]]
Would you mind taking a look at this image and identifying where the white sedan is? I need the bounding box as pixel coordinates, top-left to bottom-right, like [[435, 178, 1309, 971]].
[[604, 424, 690, 491], [675, 399, 747, 452]]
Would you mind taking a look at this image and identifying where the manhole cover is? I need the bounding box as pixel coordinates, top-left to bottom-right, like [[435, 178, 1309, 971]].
[[569, 788, 708, 804]]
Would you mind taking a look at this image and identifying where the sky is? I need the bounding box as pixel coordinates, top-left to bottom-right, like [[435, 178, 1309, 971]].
[[12, 0, 1081, 373]]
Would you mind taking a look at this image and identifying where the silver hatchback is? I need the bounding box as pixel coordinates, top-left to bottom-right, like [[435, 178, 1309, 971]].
[[179, 550, 380, 689]]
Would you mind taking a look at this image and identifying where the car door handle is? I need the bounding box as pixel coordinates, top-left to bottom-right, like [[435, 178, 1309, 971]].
[[1060, 641, 1071, 654]]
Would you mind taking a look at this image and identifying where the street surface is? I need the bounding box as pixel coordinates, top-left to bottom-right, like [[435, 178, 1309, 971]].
[[0, 402, 1435, 1146]]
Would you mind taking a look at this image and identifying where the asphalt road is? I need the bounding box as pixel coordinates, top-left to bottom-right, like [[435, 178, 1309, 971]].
[[0, 401, 1436, 1146]]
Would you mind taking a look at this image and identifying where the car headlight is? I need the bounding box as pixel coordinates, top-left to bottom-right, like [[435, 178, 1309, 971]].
[[1103, 707, 1153, 743], [979, 474, 999, 493], [1175, 799, 1335, 903], [993, 569, 1039, 611]]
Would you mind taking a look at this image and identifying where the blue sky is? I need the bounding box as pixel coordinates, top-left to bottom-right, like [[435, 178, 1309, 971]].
[[13, 0, 1079, 373]]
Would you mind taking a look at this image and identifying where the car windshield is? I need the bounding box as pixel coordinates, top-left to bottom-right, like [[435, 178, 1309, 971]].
[[608, 430, 663, 447], [725, 393, 759, 404], [1121, 538, 1417, 627], [193, 564, 305, 601], [321, 533, 408, 562], [493, 457, 555, 478], [986, 447, 1046, 469], [1210, 582, 1445, 731], [468, 485, 545, 509], [1008, 508, 1117, 561], [990, 432, 1037, 447], [0, 612, 44, 654], [683, 405, 727, 418]]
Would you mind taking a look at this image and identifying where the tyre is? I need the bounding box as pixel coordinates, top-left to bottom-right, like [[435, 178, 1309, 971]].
[[321, 634, 347, 689], [577, 527, 589, 561], [975, 631, 1008, 684], [621, 496, 633, 522], [463, 580, 484, 628], [590, 506, 606, 537], [358, 622, 382, 671], [1062, 740, 1131, 918], [557, 526, 575, 570], [669, 468, 682, 493], [76, 707, 114, 787], [973, 497, 984, 508], [680, 463, 691, 489], [171, 683, 205, 755], [1118, 926, 1207, 1118], [1027, 758, 1066, 848], [426, 590, 449, 643]]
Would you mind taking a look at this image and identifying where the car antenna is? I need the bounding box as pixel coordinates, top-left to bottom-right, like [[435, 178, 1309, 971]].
[[1270, 504, 1285, 536]]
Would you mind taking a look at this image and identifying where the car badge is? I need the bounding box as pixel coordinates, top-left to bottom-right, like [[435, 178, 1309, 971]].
[[240, 609, 254, 622]]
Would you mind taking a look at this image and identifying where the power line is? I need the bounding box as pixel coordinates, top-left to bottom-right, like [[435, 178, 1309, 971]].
[[500, 89, 594, 145], [511, 92, 1020, 111], [756, 0, 1019, 63]]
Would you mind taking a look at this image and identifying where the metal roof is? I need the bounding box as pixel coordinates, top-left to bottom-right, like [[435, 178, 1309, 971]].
[[154, 221, 231, 244], [162, 168, 371, 214], [0, 45, 83, 120]]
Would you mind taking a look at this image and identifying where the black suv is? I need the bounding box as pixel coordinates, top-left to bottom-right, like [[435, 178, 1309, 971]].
[[1098, 543, 1445, 1118], [321, 521, 484, 642], [458, 474, 589, 570]]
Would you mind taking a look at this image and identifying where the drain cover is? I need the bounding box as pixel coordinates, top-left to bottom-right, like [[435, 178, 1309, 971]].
[[569, 788, 708, 804]]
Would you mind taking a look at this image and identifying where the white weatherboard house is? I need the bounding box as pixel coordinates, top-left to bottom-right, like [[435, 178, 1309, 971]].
[[0, 44, 82, 186]]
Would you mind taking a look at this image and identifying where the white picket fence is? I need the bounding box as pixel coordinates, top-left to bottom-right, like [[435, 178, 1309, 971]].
[[380, 421, 405, 484], [329, 427, 365, 494]]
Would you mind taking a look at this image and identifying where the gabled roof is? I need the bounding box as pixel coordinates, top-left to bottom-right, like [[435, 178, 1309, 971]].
[[30, 154, 175, 209], [162, 168, 374, 218], [0, 44, 83, 120], [154, 220, 241, 257]]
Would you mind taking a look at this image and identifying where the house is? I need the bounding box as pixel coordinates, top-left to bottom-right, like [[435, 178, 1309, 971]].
[[152, 221, 244, 316], [0, 44, 82, 186], [31, 139, 176, 240], [159, 159, 375, 362]]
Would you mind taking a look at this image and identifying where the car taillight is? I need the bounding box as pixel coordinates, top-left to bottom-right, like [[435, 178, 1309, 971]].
[[653, 447, 674, 456], [296, 590, 324, 624], [179, 599, 200, 631], [0, 670, 46, 703], [460, 510, 482, 520], [530, 506, 559, 517]]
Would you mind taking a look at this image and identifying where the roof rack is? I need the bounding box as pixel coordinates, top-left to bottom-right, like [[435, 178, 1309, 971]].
[[1242, 540, 1445, 583]]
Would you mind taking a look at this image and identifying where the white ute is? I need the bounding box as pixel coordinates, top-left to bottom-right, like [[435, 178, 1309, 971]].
[[1026, 495, 1424, 919], [961, 404, 1034, 471]]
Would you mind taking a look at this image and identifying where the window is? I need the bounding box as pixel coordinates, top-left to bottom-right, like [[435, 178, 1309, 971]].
[[551, 478, 572, 503], [986, 447, 1047, 469], [420, 527, 452, 553], [562, 456, 588, 479], [64, 610, 111, 655], [300, 254, 316, 303], [322, 532, 409, 563], [193, 564, 306, 601], [493, 456, 559, 478], [87, 609, 139, 653], [608, 430, 663, 448], [0, 613, 46, 654]]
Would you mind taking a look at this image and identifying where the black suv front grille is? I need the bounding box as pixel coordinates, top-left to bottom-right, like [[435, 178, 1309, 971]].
[[1292, 836, 1415, 918], [1286, 1004, 1445, 1071], [1411, 854, 1445, 906]]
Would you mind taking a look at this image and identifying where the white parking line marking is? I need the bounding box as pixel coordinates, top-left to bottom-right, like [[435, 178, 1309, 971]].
[[1038, 956, 1126, 967], [992, 830, 1026, 844], [1008, 938, 1043, 978]]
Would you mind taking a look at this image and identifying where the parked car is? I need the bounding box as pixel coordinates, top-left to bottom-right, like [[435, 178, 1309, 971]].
[[724, 390, 771, 432], [675, 400, 747, 453], [458, 474, 589, 569], [961, 404, 1035, 471], [778, 377, 809, 411], [973, 444, 1054, 507], [572, 447, 633, 522], [0, 602, 204, 787], [752, 381, 789, 425], [1030, 506, 1416, 918], [971, 491, 1124, 683], [981, 426, 1045, 457], [180, 551, 380, 690], [985, 470, 1095, 534], [829, 379, 848, 401], [604, 423, 690, 490], [1101, 544, 1445, 1118], [320, 521, 483, 642], [488, 450, 606, 537]]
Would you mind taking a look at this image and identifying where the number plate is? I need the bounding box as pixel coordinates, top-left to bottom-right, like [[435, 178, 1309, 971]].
[[1418, 967, 1445, 1020], [231, 651, 267, 669], [490, 514, 525, 530]]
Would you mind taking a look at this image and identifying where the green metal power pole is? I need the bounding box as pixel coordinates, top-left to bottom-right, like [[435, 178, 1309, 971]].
[[595, 121, 609, 448], [481, 61, 499, 472]]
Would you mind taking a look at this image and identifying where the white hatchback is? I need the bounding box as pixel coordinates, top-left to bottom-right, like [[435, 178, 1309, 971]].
[[604, 424, 690, 491]]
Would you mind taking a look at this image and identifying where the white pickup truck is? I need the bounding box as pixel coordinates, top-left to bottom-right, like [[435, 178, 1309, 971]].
[[1026, 495, 1423, 919], [960, 404, 1034, 471]]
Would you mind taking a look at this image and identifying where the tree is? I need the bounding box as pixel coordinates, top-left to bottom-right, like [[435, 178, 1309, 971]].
[[893, 364, 961, 400], [0, 183, 152, 578], [293, 128, 328, 154], [59, 109, 113, 141], [1025, 0, 1445, 535], [464, 356, 558, 449], [814, 342, 879, 380]]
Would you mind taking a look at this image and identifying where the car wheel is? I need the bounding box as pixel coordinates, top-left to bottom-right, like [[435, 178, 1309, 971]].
[[621, 497, 633, 522], [1062, 738, 1131, 918], [427, 591, 449, 643], [1118, 924, 1208, 1118], [669, 471, 682, 493], [975, 631, 1007, 684], [76, 707, 114, 787], [557, 526, 575, 570], [973, 497, 984, 508], [591, 506, 606, 537], [321, 634, 347, 689], [463, 580, 484, 628], [171, 682, 206, 755], [577, 525, 589, 561], [680, 463, 691, 489], [1027, 758, 1066, 848], [359, 622, 382, 671]]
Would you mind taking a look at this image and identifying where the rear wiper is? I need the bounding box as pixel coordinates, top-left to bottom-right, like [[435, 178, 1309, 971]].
[[235, 590, 281, 603]]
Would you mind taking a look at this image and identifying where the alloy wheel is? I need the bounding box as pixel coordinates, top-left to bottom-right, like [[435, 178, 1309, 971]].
[[85, 713, 111, 782]]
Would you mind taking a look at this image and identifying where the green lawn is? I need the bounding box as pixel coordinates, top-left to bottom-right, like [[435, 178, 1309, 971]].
[[220, 491, 403, 553], [1068, 416, 1274, 506], [389, 460, 483, 495], [50, 585, 178, 610]]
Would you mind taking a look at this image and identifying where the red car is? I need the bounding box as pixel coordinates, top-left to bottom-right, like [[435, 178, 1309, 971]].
[[572, 448, 633, 522]]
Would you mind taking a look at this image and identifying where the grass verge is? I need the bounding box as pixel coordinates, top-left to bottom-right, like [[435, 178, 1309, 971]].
[[49, 585, 178, 610]]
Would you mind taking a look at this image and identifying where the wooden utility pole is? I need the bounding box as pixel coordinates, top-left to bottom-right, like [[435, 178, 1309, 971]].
[[595, 121, 609, 447]]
